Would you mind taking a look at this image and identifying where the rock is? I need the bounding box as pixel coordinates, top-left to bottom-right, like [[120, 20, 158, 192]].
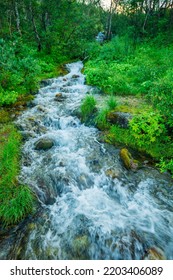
[[120, 148, 139, 171], [72, 235, 89, 259], [40, 79, 52, 88], [54, 93, 66, 102], [63, 78, 67, 81], [143, 247, 166, 260], [72, 74, 80, 79], [21, 131, 35, 141], [37, 105, 46, 112], [107, 112, 132, 128], [34, 138, 54, 150], [105, 169, 120, 179]]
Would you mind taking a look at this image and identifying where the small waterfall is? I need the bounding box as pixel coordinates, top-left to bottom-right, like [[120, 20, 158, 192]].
[[1, 61, 173, 260]]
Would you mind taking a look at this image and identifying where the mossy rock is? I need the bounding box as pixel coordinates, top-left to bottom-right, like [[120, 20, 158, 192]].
[[72, 235, 90, 259], [107, 111, 132, 128], [120, 148, 139, 171], [34, 138, 54, 150]]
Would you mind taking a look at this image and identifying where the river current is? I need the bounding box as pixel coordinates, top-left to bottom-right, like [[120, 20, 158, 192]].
[[1, 61, 173, 260]]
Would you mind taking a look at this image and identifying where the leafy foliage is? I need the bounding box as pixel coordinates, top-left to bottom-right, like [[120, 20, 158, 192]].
[[130, 112, 168, 147]]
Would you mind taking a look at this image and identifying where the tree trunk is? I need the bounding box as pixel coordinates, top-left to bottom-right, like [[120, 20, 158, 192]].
[[14, 0, 22, 36], [29, 1, 41, 51]]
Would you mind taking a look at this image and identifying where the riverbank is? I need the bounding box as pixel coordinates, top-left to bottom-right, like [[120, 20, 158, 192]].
[[0, 61, 70, 227], [83, 39, 173, 177]]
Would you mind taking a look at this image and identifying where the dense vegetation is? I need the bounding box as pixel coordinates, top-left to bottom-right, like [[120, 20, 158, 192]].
[[0, 0, 173, 226]]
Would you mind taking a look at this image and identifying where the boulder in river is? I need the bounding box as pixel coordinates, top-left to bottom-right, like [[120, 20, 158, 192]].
[[72, 74, 80, 79], [107, 111, 132, 128], [54, 93, 66, 102], [120, 148, 139, 171], [34, 138, 54, 150]]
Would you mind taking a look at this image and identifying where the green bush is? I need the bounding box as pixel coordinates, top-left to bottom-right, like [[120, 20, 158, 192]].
[[129, 112, 168, 147], [148, 75, 173, 127], [0, 90, 18, 106], [158, 158, 173, 177]]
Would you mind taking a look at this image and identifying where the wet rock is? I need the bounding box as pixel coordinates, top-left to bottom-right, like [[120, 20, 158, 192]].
[[72, 74, 80, 79], [54, 93, 66, 102], [40, 79, 52, 88], [72, 235, 90, 259], [120, 148, 139, 171], [26, 101, 35, 108], [37, 105, 46, 112], [107, 112, 132, 128], [63, 78, 67, 81], [20, 131, 35, 141], [143, 247, 166, 260], [105, 169, 120, 179], [34, 138, 54, 150]]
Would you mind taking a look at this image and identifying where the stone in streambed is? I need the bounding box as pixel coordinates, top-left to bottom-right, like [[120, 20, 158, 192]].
[[72, 74, 80, 79], [34, 138, 54, 150], [54, 93, 66, 102], [120, 148, 139, 171], [105, 169, 120, 179], [143, 247, 166, 260]]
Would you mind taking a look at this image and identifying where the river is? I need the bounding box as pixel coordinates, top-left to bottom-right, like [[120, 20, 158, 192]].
[[0, 61, 173, 260]]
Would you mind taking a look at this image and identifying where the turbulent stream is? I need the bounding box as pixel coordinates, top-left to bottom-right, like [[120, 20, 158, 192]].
[[1, 61, 173, 260]]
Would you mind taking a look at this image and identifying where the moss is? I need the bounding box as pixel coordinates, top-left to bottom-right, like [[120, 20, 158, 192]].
[[0, 110, 10, 123], [120, 148, 139, 170]]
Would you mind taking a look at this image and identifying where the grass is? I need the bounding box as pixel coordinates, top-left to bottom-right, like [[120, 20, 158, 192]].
[[0, 124, 35, 227], [80, 95, 97, 122]]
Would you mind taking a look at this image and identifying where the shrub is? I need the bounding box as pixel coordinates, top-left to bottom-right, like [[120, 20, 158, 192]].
[[158, 158, 173, 177], [129, 112, 168, 147], [148, 76, 173, 127], [0, 90, 18, 106]]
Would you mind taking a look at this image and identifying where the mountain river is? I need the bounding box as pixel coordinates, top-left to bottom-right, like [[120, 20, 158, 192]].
[[0, 61, 173, 260]]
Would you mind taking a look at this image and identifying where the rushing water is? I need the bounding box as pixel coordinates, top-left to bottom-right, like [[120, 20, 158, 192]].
[[1, 61, 173, 260]]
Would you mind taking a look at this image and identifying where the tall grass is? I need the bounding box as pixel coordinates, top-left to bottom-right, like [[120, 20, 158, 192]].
[[80, 95, 97, 122], [0, 125, 34, 226]]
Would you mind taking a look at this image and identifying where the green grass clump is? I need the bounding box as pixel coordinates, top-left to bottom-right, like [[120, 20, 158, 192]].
[[95, 108, 110, 130], [80, 95, 97, 122], [0, 125, 34, 226]]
